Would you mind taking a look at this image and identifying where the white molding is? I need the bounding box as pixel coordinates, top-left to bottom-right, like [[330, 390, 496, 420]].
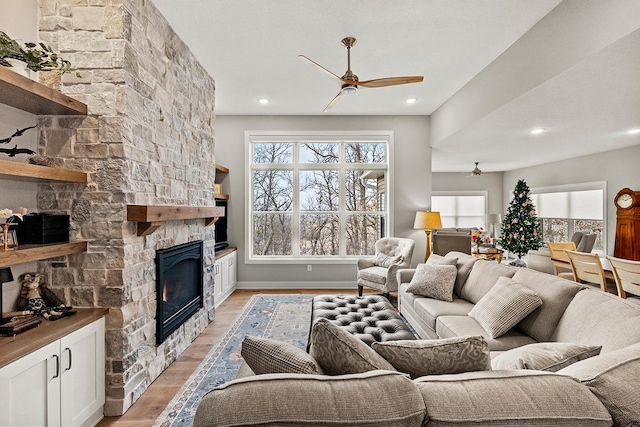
[[236, 281, 356, 290]]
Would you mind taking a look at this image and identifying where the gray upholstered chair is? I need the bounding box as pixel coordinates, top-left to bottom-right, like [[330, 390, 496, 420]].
[[356, 237, 415, 298], [432, 229, 473, 256]]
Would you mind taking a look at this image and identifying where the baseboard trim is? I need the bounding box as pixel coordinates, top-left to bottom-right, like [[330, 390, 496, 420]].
[[236, 281, 356, 290]]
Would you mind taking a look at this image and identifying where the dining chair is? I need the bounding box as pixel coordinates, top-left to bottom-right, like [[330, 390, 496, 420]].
[[546, 242, 577, 280], [606, 256, 640, 299], [565, 249, 608, 293]]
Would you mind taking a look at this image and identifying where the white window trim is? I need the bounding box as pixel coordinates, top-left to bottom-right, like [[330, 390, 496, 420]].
[[530, 181, 607, 253], [244, 130, 394, 264]]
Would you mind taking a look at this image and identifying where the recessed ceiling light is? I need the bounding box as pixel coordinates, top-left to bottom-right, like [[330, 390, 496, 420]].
[[258, 98, 270, 105], [529, 128, 545, 134], [405, 98, 417, 104], [626, 128, 640, 134]]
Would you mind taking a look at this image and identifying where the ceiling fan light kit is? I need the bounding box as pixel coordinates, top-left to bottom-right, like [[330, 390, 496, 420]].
[[299, 36, 424, 112]]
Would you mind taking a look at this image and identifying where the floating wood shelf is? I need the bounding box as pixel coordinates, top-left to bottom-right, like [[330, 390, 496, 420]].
[[214, 193, 229, 200], [0, 241, 87, 268], [127, 205, 225, 236], [215, 164, 229, 174], [0, 66, 87, 115], [0, 158, 87, 183]]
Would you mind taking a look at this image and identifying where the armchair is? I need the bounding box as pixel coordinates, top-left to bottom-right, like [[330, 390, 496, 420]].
[[356, 237, 415, 298]]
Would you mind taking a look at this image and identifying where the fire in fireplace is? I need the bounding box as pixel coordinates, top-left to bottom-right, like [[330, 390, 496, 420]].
[[156, 241, 204, 345]]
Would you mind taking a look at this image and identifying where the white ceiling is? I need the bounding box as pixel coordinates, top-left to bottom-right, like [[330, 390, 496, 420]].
[[150, 0, 640, 173]]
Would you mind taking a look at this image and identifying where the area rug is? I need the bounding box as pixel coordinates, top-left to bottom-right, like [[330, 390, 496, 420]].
[[153, 294, 314, 427]]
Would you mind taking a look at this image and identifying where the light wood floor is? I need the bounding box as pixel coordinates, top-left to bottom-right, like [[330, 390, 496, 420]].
[[97, 289, 356, 427]]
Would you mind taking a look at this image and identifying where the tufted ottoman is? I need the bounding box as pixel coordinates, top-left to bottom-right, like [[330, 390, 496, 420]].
[[310, 294, 416, 346]]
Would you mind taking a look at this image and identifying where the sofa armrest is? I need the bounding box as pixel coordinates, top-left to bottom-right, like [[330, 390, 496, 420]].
[[397, 268, 417, 286]]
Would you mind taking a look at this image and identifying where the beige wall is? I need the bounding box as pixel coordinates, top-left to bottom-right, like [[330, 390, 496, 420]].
[[215, 115, 431, 287]]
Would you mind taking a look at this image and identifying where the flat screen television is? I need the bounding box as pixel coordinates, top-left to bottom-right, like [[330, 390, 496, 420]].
[[214, 199, 229, 251]]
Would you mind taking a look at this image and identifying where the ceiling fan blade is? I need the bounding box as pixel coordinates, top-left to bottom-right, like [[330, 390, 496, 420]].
[[356, 76, 424, 88], [298, 55, 343, 83], [323, 91, 346, 112]]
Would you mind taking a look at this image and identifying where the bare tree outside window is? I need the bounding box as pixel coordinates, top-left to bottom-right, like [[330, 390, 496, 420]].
[[249, 136, 389, 259]]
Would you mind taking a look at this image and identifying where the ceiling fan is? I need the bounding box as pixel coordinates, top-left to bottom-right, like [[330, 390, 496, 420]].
[[299, 37, 424, 112], [466, 162, 500, 177]]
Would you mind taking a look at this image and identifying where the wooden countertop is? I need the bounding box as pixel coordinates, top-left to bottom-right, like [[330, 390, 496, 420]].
[[0, 308, 108, 368]]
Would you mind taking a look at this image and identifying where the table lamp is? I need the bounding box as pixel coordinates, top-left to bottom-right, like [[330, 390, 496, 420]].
[[0, 267, 14, 324], [487, 213, 502, 240], [414, 211, 442, 261]]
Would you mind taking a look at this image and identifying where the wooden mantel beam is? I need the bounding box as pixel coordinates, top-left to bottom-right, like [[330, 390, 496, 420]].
[[127, 205, 225, 236]]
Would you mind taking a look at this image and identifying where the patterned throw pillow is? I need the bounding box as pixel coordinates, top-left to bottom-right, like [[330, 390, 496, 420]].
[[426, 254, 458, 266], [241, 336, 324, 375], [372, 252, 404, 267], [405, 264, 457, 302], [309, 318, 396, 375], [372, 336, 491, 379], [491, 342, 602, 372], [468, 277, 543, 338]]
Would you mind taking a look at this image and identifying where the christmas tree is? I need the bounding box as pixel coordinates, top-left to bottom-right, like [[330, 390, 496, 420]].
[[498, 179, 543, 261]]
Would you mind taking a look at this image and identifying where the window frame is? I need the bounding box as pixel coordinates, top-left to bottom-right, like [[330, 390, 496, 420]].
[[245, 130, 394, 264], [529, 182, 607, 254], [431, 191, 489, 229]]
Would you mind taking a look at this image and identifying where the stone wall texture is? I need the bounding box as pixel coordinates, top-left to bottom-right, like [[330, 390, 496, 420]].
[[37, 0, 217, 416]]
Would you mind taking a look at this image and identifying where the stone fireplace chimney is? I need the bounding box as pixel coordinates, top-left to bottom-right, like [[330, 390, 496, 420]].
[[36, 0, 217, 415]]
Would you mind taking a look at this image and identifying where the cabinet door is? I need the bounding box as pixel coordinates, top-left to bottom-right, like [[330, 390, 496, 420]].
[[226, 251, 237, 293], [0, 340, 61, 427], [60, 318, 106, 427], [213, 258, 226, 302]]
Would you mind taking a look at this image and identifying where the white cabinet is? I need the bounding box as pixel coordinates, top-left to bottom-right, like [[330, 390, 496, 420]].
[[214, 248, 237, 307], [0, 318, 106, 427]]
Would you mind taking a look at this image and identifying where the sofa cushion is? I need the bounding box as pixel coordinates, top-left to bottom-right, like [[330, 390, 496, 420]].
[[446, 252, 478, 297], [468, 277, 543, 338], [308, 318, 395, 375], [372, 336, 490, 379], [512, 268, 583, 342], [426, 253, 458, 266], [241, 336, 324, 375], [558, 342, 640, 427], [372, 252, 404, 267], [406, 264, 457, 302], [459, 260, 516, 304], [357, 266, 388, 285], [194, 370, 426, 427], [414, 370, 612, 426], [491, 342, 602, 372], [436, 315, 537, 351], [413, 297, 474, 333], [552, 289, 640, 353]]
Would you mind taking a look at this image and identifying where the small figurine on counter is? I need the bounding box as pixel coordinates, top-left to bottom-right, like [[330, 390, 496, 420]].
[[16, 272, 76, 320]]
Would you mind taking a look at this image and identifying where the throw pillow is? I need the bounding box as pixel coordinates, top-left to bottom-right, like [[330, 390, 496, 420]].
[[491, 342, 602, 372], [468, 276, 543, 338], [405, 264, 457, 302], [372, 252, 403, 267], [309, 318, 396, 375], [372, 336, 491, 379], [426, 254, 459, 266], [241, 336, 324, 375]]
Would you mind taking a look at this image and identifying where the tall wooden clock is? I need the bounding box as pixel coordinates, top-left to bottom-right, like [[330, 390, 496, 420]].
[[614, 188, 640, 261]]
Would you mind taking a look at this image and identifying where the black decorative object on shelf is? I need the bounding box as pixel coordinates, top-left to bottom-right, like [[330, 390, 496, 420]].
[[17, 213, 70, 244], [0, 125, 36, 144]]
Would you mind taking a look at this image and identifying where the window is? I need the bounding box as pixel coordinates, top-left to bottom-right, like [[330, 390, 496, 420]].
[[431, 192, 487, 229], [247, 131, 392, 262], [530, 183, 606, 253]]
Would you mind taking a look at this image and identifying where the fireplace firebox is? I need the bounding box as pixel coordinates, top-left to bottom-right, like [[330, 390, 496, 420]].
[[156, 241, 203, 345]]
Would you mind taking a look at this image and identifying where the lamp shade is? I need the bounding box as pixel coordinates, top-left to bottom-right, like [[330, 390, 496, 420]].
[[0, 267, 13, 284], [414, 211, 442, 230], [487, 213, 502, 224]]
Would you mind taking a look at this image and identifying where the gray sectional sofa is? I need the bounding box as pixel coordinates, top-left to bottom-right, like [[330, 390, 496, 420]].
[[194, 252, 640, 426]]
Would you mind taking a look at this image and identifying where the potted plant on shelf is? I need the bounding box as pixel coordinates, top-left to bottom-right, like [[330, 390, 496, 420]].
[[0, 30, 71, 79]]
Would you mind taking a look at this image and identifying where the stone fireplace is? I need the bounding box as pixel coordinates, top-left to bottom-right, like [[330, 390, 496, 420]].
[[34, 0, 218, 416], [156, 241, 204, 345]]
